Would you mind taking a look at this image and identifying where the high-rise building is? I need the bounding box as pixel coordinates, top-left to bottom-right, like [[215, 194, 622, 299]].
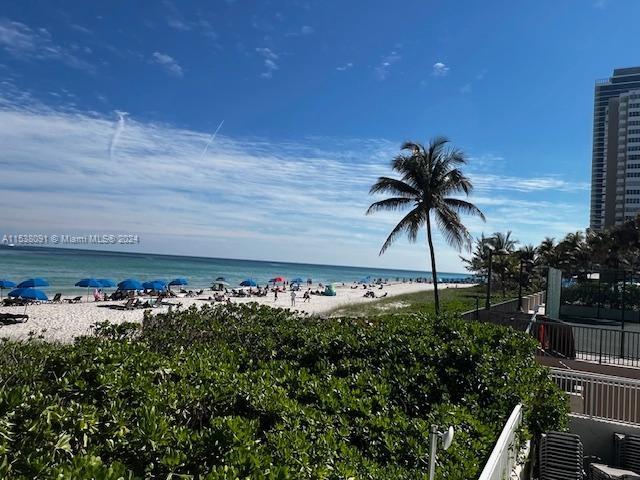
[[590, 67, 640, 230]]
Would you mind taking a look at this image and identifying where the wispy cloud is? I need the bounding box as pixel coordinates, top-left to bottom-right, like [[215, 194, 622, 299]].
[[460, 83, 472, 94], [0, 17, 94, 72], [108, 111, 128, 160], [256, 47, 279, 78], [432, 62, 450, 76], [375, 51, 401, 81], [336, 62, 353, 72], [0, 95, 588, 270], [162, 1, 217, 39], [152, 51, 184, 77], [301, 25, 314, 35]]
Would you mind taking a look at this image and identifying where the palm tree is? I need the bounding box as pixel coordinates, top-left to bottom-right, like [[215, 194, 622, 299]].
[[488, 231, 519, 298], [537, 237, 558, 269], [366, 137, 485, 314]]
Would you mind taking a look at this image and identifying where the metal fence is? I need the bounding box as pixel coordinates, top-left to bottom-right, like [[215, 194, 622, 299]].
[[460, 291, 545, 323], [550, 368, 640, 425], [531, 319, 640, 368], [477, 404, 525, 480]]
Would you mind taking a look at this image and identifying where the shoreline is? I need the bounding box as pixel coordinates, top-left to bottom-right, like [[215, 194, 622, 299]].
[[0, 282, 474, 343]]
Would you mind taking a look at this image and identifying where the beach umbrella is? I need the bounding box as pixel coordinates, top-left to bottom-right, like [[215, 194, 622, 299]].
[[169, 277, 188, 286], [17, 278, 49, 288], [359, 275, 372, 284], [75, 278, 103, 288], [215, 276, 226, 281], [269, 276, 285, 283], [117, 279, 143, 291], [290, 277, 304, 284], [240, 278, 257, 287], [8, 288, 48, 301], [75, 278, 105, 302], [98, 279, 116, 288], [142, 280, 167, 291], [0, 279, 16, 300]]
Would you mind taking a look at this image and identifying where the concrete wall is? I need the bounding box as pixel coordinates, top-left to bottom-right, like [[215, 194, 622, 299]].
[[569, 414, 640, 464]]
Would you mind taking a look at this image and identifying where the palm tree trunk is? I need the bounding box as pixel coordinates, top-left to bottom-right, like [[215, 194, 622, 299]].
[[426, 214, 440, 315]]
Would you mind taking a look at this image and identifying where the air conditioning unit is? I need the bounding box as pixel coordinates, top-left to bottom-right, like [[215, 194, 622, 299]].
[[539, 431, 584, 480], [589, 463, 640, 480], [614, 433, 640, 474]]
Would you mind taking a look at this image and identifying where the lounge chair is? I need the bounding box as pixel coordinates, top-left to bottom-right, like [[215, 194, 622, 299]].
[[65, 296, 82, 304], [0, 313, 29, 325], [111, 298, 137, 310], [51, 293, 62, 303]]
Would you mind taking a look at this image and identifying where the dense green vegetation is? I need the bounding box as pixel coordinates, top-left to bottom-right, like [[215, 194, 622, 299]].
[[0, 304, 567, 479]]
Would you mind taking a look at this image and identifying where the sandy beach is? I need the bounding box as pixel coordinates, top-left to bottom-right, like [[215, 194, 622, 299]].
[[0, 282, 472, 343]]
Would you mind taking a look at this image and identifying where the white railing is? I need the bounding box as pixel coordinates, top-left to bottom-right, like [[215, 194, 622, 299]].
[[550, 368, 640, 425], [478, 404, 525, 480]]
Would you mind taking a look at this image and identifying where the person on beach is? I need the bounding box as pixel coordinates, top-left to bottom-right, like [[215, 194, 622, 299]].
[[290, 290, 296, 306], [303, 289, 310, 302], [274, 289, 278, 302]]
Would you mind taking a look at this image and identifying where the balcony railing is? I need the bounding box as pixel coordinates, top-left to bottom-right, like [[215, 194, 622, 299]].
[[531, 319, 640, 368], [478, 404, 526, 480], [550, 368, 640, 425]]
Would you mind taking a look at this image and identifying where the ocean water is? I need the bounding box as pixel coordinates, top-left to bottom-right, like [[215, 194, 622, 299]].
[[0, 246, 470, 294]]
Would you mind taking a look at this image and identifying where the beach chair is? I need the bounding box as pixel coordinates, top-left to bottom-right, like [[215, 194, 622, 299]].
[[51, 293, 62, 303], [66, 296, 82, 304], [111, 298, 136, 310], [0, 313, 29, 325]]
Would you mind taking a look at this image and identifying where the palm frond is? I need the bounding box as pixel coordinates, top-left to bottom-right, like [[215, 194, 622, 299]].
[[368, 177, 419, 197], [434, 207, 472, 252], [443, 198, 485, 221], [379, 206, 423, 255], [366, 197, 413, 215]]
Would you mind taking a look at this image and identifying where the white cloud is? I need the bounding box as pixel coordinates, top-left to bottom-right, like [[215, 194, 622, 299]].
[[432, 62, 450, 76], [336, 62, 353, 72], [256, 47, 279, 78], [0, 95, 588, 271], [301, 25, 314, 35], [0, 18, 93, 71], [152, 51, 184, 77], [460, 83, 472, 94], [375, 51, 401, 81]]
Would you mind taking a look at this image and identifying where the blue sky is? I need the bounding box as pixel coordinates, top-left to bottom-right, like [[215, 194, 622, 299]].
[[0, 0, 637, 272]]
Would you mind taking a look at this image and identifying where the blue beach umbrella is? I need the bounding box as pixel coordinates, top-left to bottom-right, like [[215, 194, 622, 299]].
[[0, 279, 16, 300], [117, 279, 143, 291], [169, 277, 188, 286], [142, 280, 167, 291], [240, 278, 257, 287], [75, 278, 103, 288], [75, 278, 104, 302], [17, 278, 49, 288], [359, 275, 372, 284], [98, 279, 116, 288], [8, 288, 48, 301], [290, 277, 304, 284]]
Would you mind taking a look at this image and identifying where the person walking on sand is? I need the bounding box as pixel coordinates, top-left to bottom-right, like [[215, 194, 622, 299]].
[[290, 289, 296, 307], [274, 288, 278, 302]]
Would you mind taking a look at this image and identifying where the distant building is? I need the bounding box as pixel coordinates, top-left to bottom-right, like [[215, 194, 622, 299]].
[[590, 67, 640, 230]]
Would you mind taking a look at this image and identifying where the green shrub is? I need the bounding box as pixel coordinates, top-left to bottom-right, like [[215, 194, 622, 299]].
[[0, 304, 567, 479]]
